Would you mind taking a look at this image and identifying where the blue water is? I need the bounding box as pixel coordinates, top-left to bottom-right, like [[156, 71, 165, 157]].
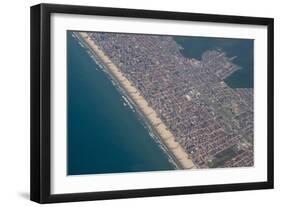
[[67, 32, 176, 175], [174, 36, 254, 88]]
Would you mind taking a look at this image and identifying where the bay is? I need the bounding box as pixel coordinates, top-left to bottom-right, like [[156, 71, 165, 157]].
[[174, 36, 254, 88]]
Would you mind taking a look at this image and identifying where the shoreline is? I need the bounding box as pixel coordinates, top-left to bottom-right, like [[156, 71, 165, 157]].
[[78, 32, 196, 170]]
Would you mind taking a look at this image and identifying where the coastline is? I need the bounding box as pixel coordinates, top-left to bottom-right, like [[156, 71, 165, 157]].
[[78, 32, 196, 170]]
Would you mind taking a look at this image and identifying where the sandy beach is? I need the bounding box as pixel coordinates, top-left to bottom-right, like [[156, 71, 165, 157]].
[[79, 32, 196, 170]]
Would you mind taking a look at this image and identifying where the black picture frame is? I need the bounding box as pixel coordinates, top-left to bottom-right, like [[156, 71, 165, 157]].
[[30, 3, 274, 204]]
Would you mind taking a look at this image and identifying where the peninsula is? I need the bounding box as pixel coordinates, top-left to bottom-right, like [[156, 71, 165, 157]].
[[76, 31, 253, 169]]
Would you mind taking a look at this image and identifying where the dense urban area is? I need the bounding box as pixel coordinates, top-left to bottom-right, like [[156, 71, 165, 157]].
[[87, 32, 254, 168]]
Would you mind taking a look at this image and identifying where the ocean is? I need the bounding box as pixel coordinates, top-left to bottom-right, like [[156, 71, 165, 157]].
[[67, 32, 176, 175]]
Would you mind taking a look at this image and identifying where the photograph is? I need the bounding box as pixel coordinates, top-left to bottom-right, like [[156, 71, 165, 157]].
[[67, 31, 254, 175]]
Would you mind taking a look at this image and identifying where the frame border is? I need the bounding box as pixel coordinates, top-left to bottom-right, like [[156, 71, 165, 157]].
[[30, 3, 274, 203]]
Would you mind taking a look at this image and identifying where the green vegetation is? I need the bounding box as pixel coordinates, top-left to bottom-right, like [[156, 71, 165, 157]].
[[208, 145, 238, 168]]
